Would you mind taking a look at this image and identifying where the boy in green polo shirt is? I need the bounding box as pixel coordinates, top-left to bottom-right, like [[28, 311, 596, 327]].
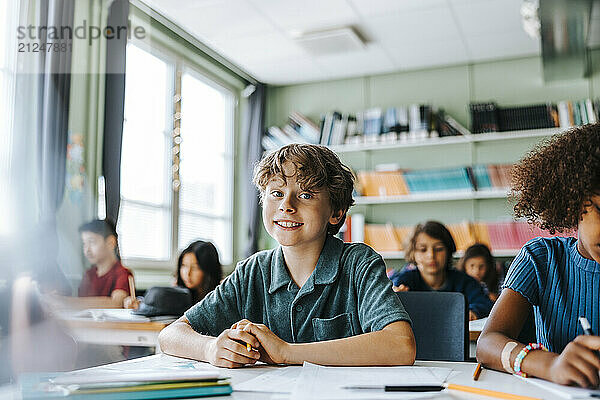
[[159, 144, 415, 368]]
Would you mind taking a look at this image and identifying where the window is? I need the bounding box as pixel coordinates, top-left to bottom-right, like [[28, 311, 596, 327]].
[[0, 0, 18, 236], [117, 43, 234, 266]]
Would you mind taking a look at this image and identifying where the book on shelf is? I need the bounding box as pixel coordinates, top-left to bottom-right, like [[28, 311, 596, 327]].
[[355, 163, 513, 198], [289, 111, 321, 144], [470, 99, 599, 134], [351, 220, 577, 256], [268, 105, 464, 148]]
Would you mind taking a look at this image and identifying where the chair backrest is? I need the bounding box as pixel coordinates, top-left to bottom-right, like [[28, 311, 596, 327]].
[[396, 291, 468, 361]]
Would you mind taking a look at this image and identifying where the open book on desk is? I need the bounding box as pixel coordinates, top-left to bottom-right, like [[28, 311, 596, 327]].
[[61, 309, 176, 323]]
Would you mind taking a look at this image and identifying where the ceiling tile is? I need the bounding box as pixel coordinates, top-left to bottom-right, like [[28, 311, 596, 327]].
[[315, 44, 396, 78], [143, 0, 272, 41], [450, 0, 523, 36], [246, 57, 328, 85], [249, 0, 359, 33], [386, 39, 469, 70], [208, 31, 308, 65], [363, 6, 462, 46], [349, 0, 448, 18], [466, 30, 540, 62]]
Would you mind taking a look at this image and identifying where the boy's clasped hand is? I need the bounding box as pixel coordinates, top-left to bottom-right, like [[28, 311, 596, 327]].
[[206, 319, 286, 368]]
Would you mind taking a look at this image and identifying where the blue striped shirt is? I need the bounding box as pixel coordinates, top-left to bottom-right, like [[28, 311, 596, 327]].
[[503, 236, 600, 353]]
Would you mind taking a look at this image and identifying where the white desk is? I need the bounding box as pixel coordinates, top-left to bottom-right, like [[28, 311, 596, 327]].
[[56, 310, 174, 353], [64, 354, 562, 399]]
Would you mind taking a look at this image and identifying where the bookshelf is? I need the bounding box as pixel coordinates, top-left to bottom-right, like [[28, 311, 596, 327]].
[[335, 128, 561, 265], [331, 127, 560, 154], [354, 188, 509, 205]]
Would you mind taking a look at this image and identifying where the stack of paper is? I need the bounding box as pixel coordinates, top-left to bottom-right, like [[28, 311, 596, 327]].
[[291, 362, 452, 399], [20, 369, 232, 399]]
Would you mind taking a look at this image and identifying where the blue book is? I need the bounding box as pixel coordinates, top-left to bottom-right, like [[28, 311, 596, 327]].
[[471, 165, 492, 190]]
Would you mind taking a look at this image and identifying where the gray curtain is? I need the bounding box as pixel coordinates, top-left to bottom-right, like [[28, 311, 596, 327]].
[[102, 0, 129, 223], [36, 0, 74, 294], [243, 83, 266, 256]]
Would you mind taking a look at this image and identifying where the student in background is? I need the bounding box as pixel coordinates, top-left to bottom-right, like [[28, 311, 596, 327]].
[[125, 240, 222, 309], [477, 125, 600, 388], [159, 144, 415, 368], [49, 219, 132, 309], [389, 221, 493, 321], [457, 243, 500, 302]]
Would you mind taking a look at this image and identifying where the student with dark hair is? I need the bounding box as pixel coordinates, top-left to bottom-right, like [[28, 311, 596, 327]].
[[457, 243, 500, 302], [388, 220, 493, 321], [50, 219, 132, 309], [125, 240, 222, 309], [477, 125, 600, 388], [159, 144, 415, 368], [175, 240, 222, 304]]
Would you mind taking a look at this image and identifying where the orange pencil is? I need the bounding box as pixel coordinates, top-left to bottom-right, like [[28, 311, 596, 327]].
[[445, 383, 541, 400], [473, 362, 483, 380]]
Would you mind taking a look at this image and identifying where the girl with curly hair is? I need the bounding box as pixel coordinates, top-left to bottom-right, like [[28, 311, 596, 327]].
[[477, 124, 600, 388]]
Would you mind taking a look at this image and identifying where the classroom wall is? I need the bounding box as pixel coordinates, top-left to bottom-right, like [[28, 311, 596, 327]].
[[266, 50, 600, 129], [262, 50, 600, 268]]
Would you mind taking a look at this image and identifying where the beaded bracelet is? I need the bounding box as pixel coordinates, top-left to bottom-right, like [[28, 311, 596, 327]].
[[513, 343, 548, 377]]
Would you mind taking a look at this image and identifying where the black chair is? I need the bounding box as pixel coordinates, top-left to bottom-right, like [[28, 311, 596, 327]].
[[396, 291, 468, 361]]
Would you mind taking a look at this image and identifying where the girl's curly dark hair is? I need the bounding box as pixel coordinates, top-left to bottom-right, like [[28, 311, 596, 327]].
[[511, 124, 600, 233]]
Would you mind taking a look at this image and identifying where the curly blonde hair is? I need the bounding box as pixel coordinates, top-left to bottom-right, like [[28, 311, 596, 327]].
[[253, 144, 355, 234]]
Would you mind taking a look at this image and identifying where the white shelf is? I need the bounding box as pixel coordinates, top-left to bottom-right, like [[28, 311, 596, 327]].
[[354, 188, 509, 205], [380, 249, 520, 259], [331, 128, 561, 154]]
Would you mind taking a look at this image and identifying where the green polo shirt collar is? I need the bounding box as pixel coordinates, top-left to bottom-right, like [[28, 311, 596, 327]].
[[268, 235, 343, 294]]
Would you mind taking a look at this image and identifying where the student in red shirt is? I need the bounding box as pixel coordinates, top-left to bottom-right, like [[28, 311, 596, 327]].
[[76, 219, 132, 307], [50, 219, 133, 309]]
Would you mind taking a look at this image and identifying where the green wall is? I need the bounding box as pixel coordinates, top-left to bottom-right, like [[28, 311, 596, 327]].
[[266, 51, 600, 129]]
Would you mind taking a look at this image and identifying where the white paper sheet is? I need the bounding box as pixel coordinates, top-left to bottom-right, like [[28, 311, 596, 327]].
[[233, 366, 302, 393], [469, 317, 488, 332], [520, 376, 600, 399], [290, 362, 452, 400]]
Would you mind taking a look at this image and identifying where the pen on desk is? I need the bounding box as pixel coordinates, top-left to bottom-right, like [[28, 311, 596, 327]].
[[473, 362, 483, 380], [343, 383, 541, 400], [579, 316, 600, 357]]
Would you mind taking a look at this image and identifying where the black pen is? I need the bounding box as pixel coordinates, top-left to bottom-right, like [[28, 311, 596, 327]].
[[579, 316, 600, 358], [343, 385, 444, 392]]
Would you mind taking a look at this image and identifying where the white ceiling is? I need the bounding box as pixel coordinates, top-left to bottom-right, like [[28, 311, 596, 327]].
[[140, 0, 541, 85]]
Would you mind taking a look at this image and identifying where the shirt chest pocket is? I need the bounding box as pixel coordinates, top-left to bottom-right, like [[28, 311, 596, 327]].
[[312, 313, 354, 341]]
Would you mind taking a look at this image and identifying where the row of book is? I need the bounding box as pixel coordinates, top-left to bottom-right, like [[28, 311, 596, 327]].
[[469, 99, 599, 133], [342, 215, 576, 254], [263, 107, 470, 150], [356, 164, 512, 196]]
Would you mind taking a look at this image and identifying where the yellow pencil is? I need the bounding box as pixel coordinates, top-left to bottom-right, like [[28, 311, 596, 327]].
[[128, 275, 135, 299], [444, 383, 541, 400]]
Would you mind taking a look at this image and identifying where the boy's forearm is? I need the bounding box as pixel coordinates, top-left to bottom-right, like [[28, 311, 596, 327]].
[[158, 320, 214, 362], [284, 326, 415, 366]]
